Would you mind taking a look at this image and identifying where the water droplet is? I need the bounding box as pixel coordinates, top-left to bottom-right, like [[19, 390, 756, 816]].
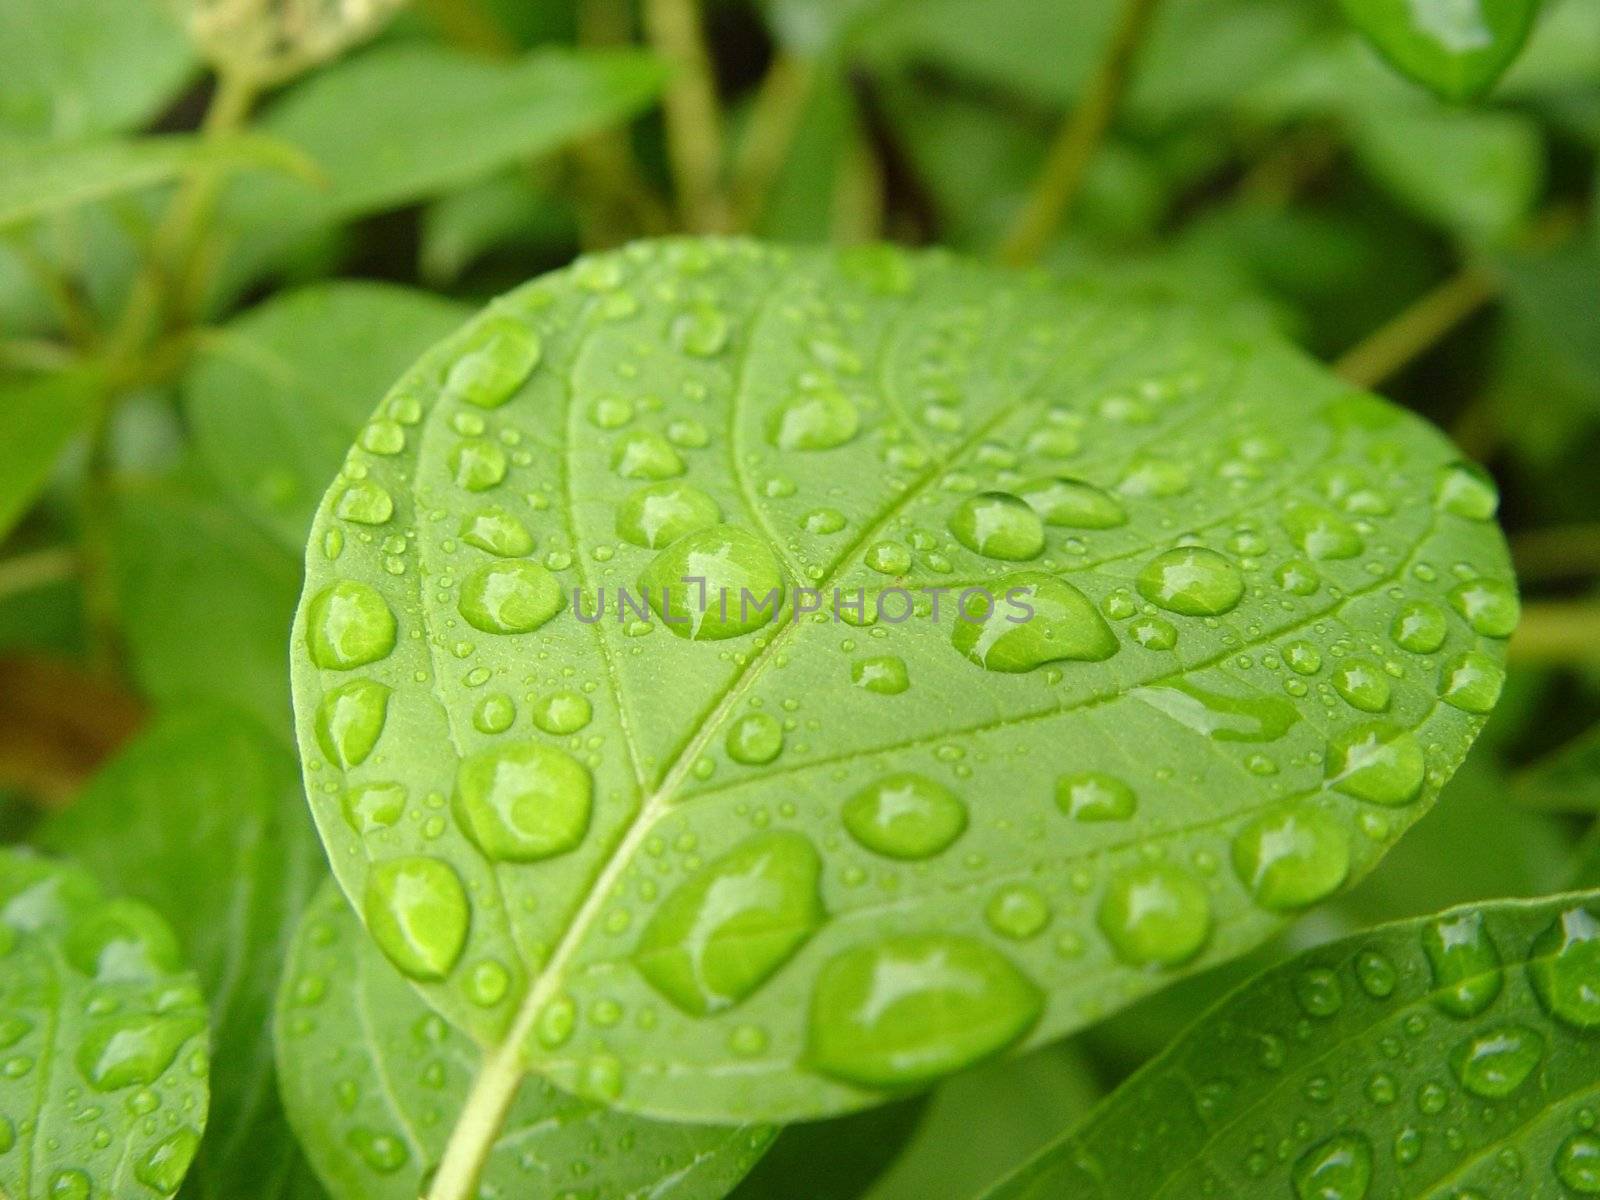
[[1391, 600, 1448, 653], [1295, 967, 1344, 1016], [617, 482, 722, 549], [66, 900, 182, 983], [445, 315, 540, 408], [315, 679, 390, 768], [307, 582, 397, 670], [986, 884, 1051, 940], [454, 741, 592, 862], [865, 541, 912, 575], [1016, 477, 1126, 529], [77, 1012, 203, 1090], [1438, 651, 1504, 713], [460, 508, 534, 558], [48, 1170, 92, 1200], [1449, 1024, 1543, 1097], [342, 782, 407, 834], [639, 525, 785, 641], [802, 507, 846, 534], [1232, 805, 1350, 910], [348, 1126, 409, 1173], [1285, 641, 1323, 675], [1333, 660, 1391, 712], [769, 389, 860, 451], [672, 305, 730, 357], [1556, 1131, 1600, 1194], [805, 934, 1041, 1087], [473, 692, 516, 734], [852, 655, 909, 695], [1129, 616, 1177, 650], [842, 773, 967, 859], [467, 959, 511, 1007], [1097, 862, 1211, 967], [634, 832, 824, 1015], [948, 492, 1045, 561], [531, 689, 591, 735], [952, 573, 1117, 672], [1447, 578, 1519, 638], [1136, 548, 1244, 616], [336, 479, 394, 526], [1435, 462, 1498, 520], [1527, 905, 1600, 1029], [1292, 1132, 1372, 1200], [1055, 773, 1136, 821], [1282, 504, 1363, 560], [458, 561, 563, 635], [1356, 949, 1398, 997], [364, 857, 470, 981], [135, 1127, 201, 1194], [1422, 910, 1502, 1018], [1135, 680, 1299, 742], [726, 712, 784, 765], [451, 438, 509, 491], [1326, 723, 1425, 806], [613, 431, 685, 480], [360, 419, 405, 456]]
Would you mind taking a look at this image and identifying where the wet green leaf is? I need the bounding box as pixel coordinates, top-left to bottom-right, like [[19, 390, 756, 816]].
[[0, 847, 210, 1199], [289, 241, 1511, 1141], [982, 890, 1600, 1198], [0, 370, 97, 543], [185, 283, 470, 549], [38, 708, 325, 1200], [276, 881, 772, 1200], [1339, 0, 1540, 100]]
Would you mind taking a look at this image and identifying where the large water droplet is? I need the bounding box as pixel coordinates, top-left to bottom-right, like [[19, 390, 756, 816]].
[[852, 655, 909, 695], [1527, 905, 1600, 1029], [1422, 910, 1502, 1018], [613, 431, 685, 480], [948, 493, 1045, 561], [1055, 773, 1136, 821], [453, 741, 592, 862], [1556, 1132, 1600, 1194], [1282, 504, 1363, 560], [364, 857, 470, 981], [1332, 660, 1391, 712], [1326, 723, 1425, 806], [1448, 1024, 1543, 1097], [77, 1012, 203, 1090], [451, 438, 509, 491], [445, 315, 540, 408], [458, 560, 563, 635], [639, 525, 785, 640], [1447, 578, 1519, 638], [952, 573, 1117, 672], [1097, 862, 1211, 967], [634, 832, 824, 1016], [1016, 477, 1126, 529], [1232, 805, 1350, 910], [1391, 600, 1448, 653], [306, 582, 397, 670], [842, 773, 967, 859], [1136, 548, 1244, 616], [1292, 1132, 1372, 1200], [1438, 651, 1504, 713], [1134, 680, 1298, 742], [135, 1127, 201, 1194], [460, 508, 534, 558], [617, 482, 722, 549], [48, 1171, 91, 1200], [531, 689, 591, 735], [804, 934, 1041, 1088], [769, 389, 860, 451], [986, 884, 1050, 940], [1435, 462, 1498, 520], [342, 782, 407, 834], [336, 479, 394, 526], [315, 679, 390, 768], [65, 900, 182, 982]]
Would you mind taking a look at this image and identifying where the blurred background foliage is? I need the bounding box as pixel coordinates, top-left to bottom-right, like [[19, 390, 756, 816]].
[[0, 0, 1597, 1195]]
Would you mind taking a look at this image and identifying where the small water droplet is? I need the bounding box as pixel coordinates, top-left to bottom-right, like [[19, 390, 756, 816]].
[[1135, 680, 1298, 742], [1391, 600, 1448, 653], [315, 679, 391, 768], [1292, 1132, 1372, 1200], [1016, 477, 1126, 529], [336, 479, 394, 526], [451, 438, 509, 491], [342, 782, 407, 835], [986, 884, 1051, 940], [769, 389, 860, 450], [1438, 651, 1504, 713], [613, 432, 685, 480], [1282, 504, 1363, 560], [531, 689, 591, 735], [1449, 1024, 1543, 1097], [1447, 578, 1519, 638], [445, 315, 541, 409], [135, 1127, 201, 1194], [1055, 773, 1136, 821], [726, 712, 784, 765], [1435, 462, 1499, 520], [1333, 660, 1391, 712], [460, 508, 534, 558], [639, 525, 785, 641], [852, 655, 909, 695]]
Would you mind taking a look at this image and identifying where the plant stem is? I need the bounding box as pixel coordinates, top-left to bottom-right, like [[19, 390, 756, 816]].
[[426, 1040, 528, 1200], [730, 53, 816, 231], [1508, 602, 1600, 666], [999, 0, 1161, 266], [0, 549, 78, 603], [0, 338, 76, 373], [644, 0, 730, 233], [418, 0, 516, 56], [1332, 266, 1498, 390]]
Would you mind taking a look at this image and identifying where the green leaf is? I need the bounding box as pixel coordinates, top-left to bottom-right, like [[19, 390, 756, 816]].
[[0, 134, 317, 233], [289, 241, 1512, 1139], [420, 174, 576, 287], [184, 283, 470, 550], [0, 0, 193, 140], [1339, 0, 1541, 100], [111, 472, 302, 737], [1516, 721, 1600, 813], [37, 707, 326, 1200], [0, 370, 98, 542], [0, 847, 211, 1199], [981, 889, 1600, 1198], [276, 880, 772, 1200], [214, 45, 667, 294]]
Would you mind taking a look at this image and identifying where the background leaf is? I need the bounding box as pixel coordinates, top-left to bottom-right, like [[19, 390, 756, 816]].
[[1339, 0, 1541, 100], [37, 707, 326, 1200], [0, 370, 97, 543], [289, 240, 1512, 1134], [984, 889, 1600, 1198], [276, 881, 772, 1200], [0, 847, 210, 1199]]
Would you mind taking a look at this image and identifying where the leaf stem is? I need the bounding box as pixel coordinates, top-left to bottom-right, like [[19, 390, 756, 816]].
[[1508, 602, 1600, 665], [1332, 266, 1498, 390], [643, 0, 731, 233], [426, 1039, 528, 1200], [999, 0, 1161, 266], [0, 548, 79, 603], [730, 53, 816, 231]]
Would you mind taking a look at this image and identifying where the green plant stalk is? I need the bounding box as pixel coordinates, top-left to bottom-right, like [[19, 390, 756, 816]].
[[0, 547, 78, 603], [1000, 0, 1162, 266], [730, 53, 817, 231], [1333, 265, 1498, 389], [643, 0, 731, 233]]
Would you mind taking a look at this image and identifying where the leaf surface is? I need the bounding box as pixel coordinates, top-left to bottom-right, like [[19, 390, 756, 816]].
[[0, 848, 210, 1198], [0, 370, 97, 542], [288, 240, 1512, 1137], [38, 708, 326, 1200], [1339, 0, 1541, 100], [982, 890, 1600, 1199], [276, 880, 771, 1200]]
